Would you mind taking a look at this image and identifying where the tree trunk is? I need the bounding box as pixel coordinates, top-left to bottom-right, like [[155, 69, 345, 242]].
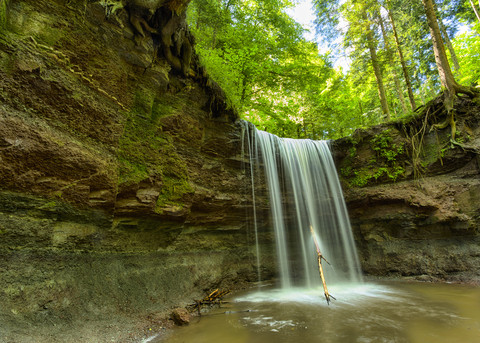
[[359, 101, 365, 126], [378, 13, 408, 114], [386, 4, 417, 111], [364, 17, 390, 120], [434, 1, 461, 72], [393, 73, 408, 114], [212, 27, 217, 49], [422, 0, 477, 138], [470, 0, 480, 22], [422, 0, 457, 101]]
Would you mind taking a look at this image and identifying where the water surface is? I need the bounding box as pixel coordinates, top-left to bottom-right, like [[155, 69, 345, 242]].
[[158, 282, 480, 343]]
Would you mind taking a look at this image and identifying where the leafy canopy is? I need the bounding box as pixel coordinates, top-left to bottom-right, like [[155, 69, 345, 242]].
[[187, 0, 480, 139]]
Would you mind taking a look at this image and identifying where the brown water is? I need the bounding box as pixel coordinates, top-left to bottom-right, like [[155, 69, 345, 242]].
[[155, 282, 480, 343]]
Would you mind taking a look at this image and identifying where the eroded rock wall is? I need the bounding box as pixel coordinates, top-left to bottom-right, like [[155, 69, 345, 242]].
[[0, 1, 273, 339], [332, 97, 480, 283], [1, 0, 480, 340]]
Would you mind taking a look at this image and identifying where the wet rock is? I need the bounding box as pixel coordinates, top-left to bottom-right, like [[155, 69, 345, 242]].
[[333, 99, 480, 282], [0, 1, 263, 340], [170, 308, 191, 326]]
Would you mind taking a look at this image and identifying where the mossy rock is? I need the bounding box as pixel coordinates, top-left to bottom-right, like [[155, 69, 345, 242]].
[[0, 0, 8, 31], [339, 128, 408, 188]]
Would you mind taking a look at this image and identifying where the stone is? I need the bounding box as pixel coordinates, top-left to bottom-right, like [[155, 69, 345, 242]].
[[170, 308, 191, 326], [136, 188, 161, 204]]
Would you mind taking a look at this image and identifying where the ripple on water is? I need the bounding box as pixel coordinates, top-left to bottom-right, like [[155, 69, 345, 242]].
[[162, 282, 480, 343]]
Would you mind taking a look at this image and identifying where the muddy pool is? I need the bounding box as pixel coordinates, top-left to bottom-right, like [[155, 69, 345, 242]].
[[154, 281, 480, 343]]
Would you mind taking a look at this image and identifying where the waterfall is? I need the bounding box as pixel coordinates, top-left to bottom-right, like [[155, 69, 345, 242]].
[[242, 122, 363, 289]]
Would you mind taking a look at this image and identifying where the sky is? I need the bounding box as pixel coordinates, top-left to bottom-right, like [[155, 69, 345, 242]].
[[287, 0, 351, 71], [286, 0, 317, 42], [286, 0, 471, 72]]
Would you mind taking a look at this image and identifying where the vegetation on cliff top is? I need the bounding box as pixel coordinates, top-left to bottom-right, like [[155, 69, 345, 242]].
[[188, 0, 480, 139]]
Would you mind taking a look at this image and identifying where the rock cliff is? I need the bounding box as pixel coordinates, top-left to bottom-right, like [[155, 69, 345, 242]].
[[0, 1, 273, 341], [1, 0, 480, 341], [332, 96, 480, 283]]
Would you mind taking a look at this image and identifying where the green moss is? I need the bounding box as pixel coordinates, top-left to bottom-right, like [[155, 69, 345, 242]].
[[151, 97, 174, 123], [118, 89, 193, 206], [155, 176, 193, 213], [342, 129, 406, 188], [0, 0, 8, 32], [131, 89, 155, 117], [421, 140, 441, 165], [38, 201, 58, 209], [118, 157, 150, 185], [131, 89, 174, 122]]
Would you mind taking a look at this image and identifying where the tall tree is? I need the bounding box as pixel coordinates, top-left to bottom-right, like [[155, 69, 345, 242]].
[[364, 16, 390, 120], [385, 1, 417, 110], [422, 0, 477, 138], [378, 11, 408, 114], [469, 0, 480, 22], [434, 1, 461, 72]]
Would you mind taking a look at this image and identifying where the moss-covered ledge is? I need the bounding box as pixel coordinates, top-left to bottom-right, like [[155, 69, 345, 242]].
[[331, 96, 480, 283]]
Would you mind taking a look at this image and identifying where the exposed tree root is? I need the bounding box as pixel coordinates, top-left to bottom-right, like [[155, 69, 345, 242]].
[[450, 139, 480, 154], [432, 85, 479, 140]]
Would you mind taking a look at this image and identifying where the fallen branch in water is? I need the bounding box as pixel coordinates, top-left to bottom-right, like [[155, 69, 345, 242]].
[[310, 225, 336, 305], [187, 289, 231, 315]]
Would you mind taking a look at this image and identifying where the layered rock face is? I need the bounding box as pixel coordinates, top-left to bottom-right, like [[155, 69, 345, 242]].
[[333, 97, 480, 283], [0, 1, 272, 340], [1, 0, 479, 340]]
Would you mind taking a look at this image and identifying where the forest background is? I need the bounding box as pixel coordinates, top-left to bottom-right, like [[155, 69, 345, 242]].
[[186, 0, 480, 139]]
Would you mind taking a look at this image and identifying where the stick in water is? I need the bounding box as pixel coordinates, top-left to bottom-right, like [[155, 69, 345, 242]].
[[309, 225, 336, 305]]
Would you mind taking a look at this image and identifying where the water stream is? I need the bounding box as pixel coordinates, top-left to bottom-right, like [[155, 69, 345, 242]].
[[160, 282, 480, 343]]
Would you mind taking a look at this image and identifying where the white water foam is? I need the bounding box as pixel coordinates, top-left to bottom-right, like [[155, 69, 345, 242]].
[[235, 283, 403, 306]]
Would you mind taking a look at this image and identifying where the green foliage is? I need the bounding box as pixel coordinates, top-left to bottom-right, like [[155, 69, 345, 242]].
[[452, 22, 480, 86], [0, 0, 8, 31], [371, 129, 405, 162], [188, 0, 372, 139], [188, 0, 479, 140], [341, 129, 406, 187], [370, 130, 406, 182]]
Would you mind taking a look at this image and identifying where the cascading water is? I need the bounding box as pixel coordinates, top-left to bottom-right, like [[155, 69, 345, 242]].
[[163, 124, 480, 343], [242, 121, 363, 290]]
